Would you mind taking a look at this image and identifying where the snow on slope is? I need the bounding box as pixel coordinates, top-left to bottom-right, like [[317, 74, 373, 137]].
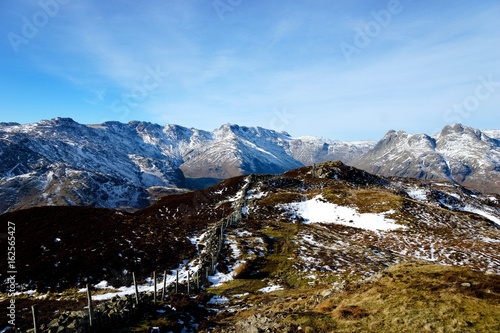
[[282, 195, 403, 231]]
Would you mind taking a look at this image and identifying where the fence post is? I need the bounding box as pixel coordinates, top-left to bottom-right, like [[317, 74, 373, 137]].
[[206, 266, 209, 279], [176, 270, 179, 294], [87, 284, 94, 328], [153, 271, 157, 304], [162, 270, 167, 300], [187, 271, 190, 295], [196, 270, 200, 291], [31, 304, 38, 333], [133, 272, 139, 305]]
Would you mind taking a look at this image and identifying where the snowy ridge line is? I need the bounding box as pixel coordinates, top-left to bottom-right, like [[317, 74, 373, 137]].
[[17, 174, 277, 333]]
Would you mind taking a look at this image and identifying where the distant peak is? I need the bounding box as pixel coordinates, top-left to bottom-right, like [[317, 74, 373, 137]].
[[219, 123, 240, 131], [39, 117, 78, 126], [52, 117, 77, 124], [441, 123, 465, 135], [382, 129, 402, 139]]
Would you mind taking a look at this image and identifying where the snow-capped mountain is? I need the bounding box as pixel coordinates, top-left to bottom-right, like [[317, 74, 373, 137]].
[[0, 118, 375, 213], [350, 124, 500, 195], [180, 124, 375, 179]]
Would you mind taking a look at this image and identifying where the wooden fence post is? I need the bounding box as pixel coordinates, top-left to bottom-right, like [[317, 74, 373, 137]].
[[196, 270, 200, 291], [87, 284, 94, 328], [187, 271, 190, 295], [153, 271, 157, 304], [31, 304, 38, 333], [206, 266, 209, 279], [133, 272, 139, 305], [162, 270, 167, 300], [175, 270, 179, 294], [221, 225, 224, 239]]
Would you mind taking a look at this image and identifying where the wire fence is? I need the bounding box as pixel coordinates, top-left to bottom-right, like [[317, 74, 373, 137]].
[[12, 174, 279, 333]]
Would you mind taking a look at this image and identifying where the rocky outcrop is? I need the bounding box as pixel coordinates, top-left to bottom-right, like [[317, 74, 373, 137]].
[[311, 160, 388, 186], [38, 293, 147, 333]]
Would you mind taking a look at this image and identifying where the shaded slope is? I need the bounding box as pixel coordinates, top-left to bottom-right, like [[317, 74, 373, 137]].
[[0, 206, 197, 291]]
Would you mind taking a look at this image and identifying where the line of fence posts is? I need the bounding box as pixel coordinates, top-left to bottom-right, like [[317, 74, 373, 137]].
[[24, 174, 272, 333]]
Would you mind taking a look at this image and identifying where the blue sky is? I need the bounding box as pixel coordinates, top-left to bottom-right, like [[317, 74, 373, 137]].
[[1, 0, 499, 140]]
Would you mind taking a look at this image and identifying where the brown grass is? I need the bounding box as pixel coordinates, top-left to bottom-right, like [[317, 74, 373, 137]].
[[258, 192, 304, 206], [335, 305, 369, 319], [233, 262, 251, 279], [209, 262, 500, 332], [317, 299, 336, 313], [323, 187, 404, 213]]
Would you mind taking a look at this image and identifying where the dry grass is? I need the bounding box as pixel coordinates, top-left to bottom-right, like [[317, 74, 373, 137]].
[[233, 262, 251, 278], [323, 187, 404, 213], [335, 305, 369, 319], [258, 192, 304, 206], [317, 299, 336, 313], [210, 262, 500, 332]]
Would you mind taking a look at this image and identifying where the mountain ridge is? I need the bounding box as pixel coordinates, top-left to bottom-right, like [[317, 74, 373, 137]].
[[349, 123, 500, 195], [1, 119, 499, 214], [0, 118, 375, 214]]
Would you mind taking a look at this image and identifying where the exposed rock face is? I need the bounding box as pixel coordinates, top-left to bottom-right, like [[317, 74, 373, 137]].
[[350, 124, 500, 194]]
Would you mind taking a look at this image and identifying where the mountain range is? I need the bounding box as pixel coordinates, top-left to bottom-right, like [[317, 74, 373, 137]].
[[0, 118, 498, 214], [0, 118, 374, 214]]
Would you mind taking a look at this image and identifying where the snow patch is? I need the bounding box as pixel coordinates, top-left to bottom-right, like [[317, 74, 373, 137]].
[[283, 195, 404, 232], [258, 284, 284, 293], [407, 187, 428, 202], [463, 206, 500, 225]]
